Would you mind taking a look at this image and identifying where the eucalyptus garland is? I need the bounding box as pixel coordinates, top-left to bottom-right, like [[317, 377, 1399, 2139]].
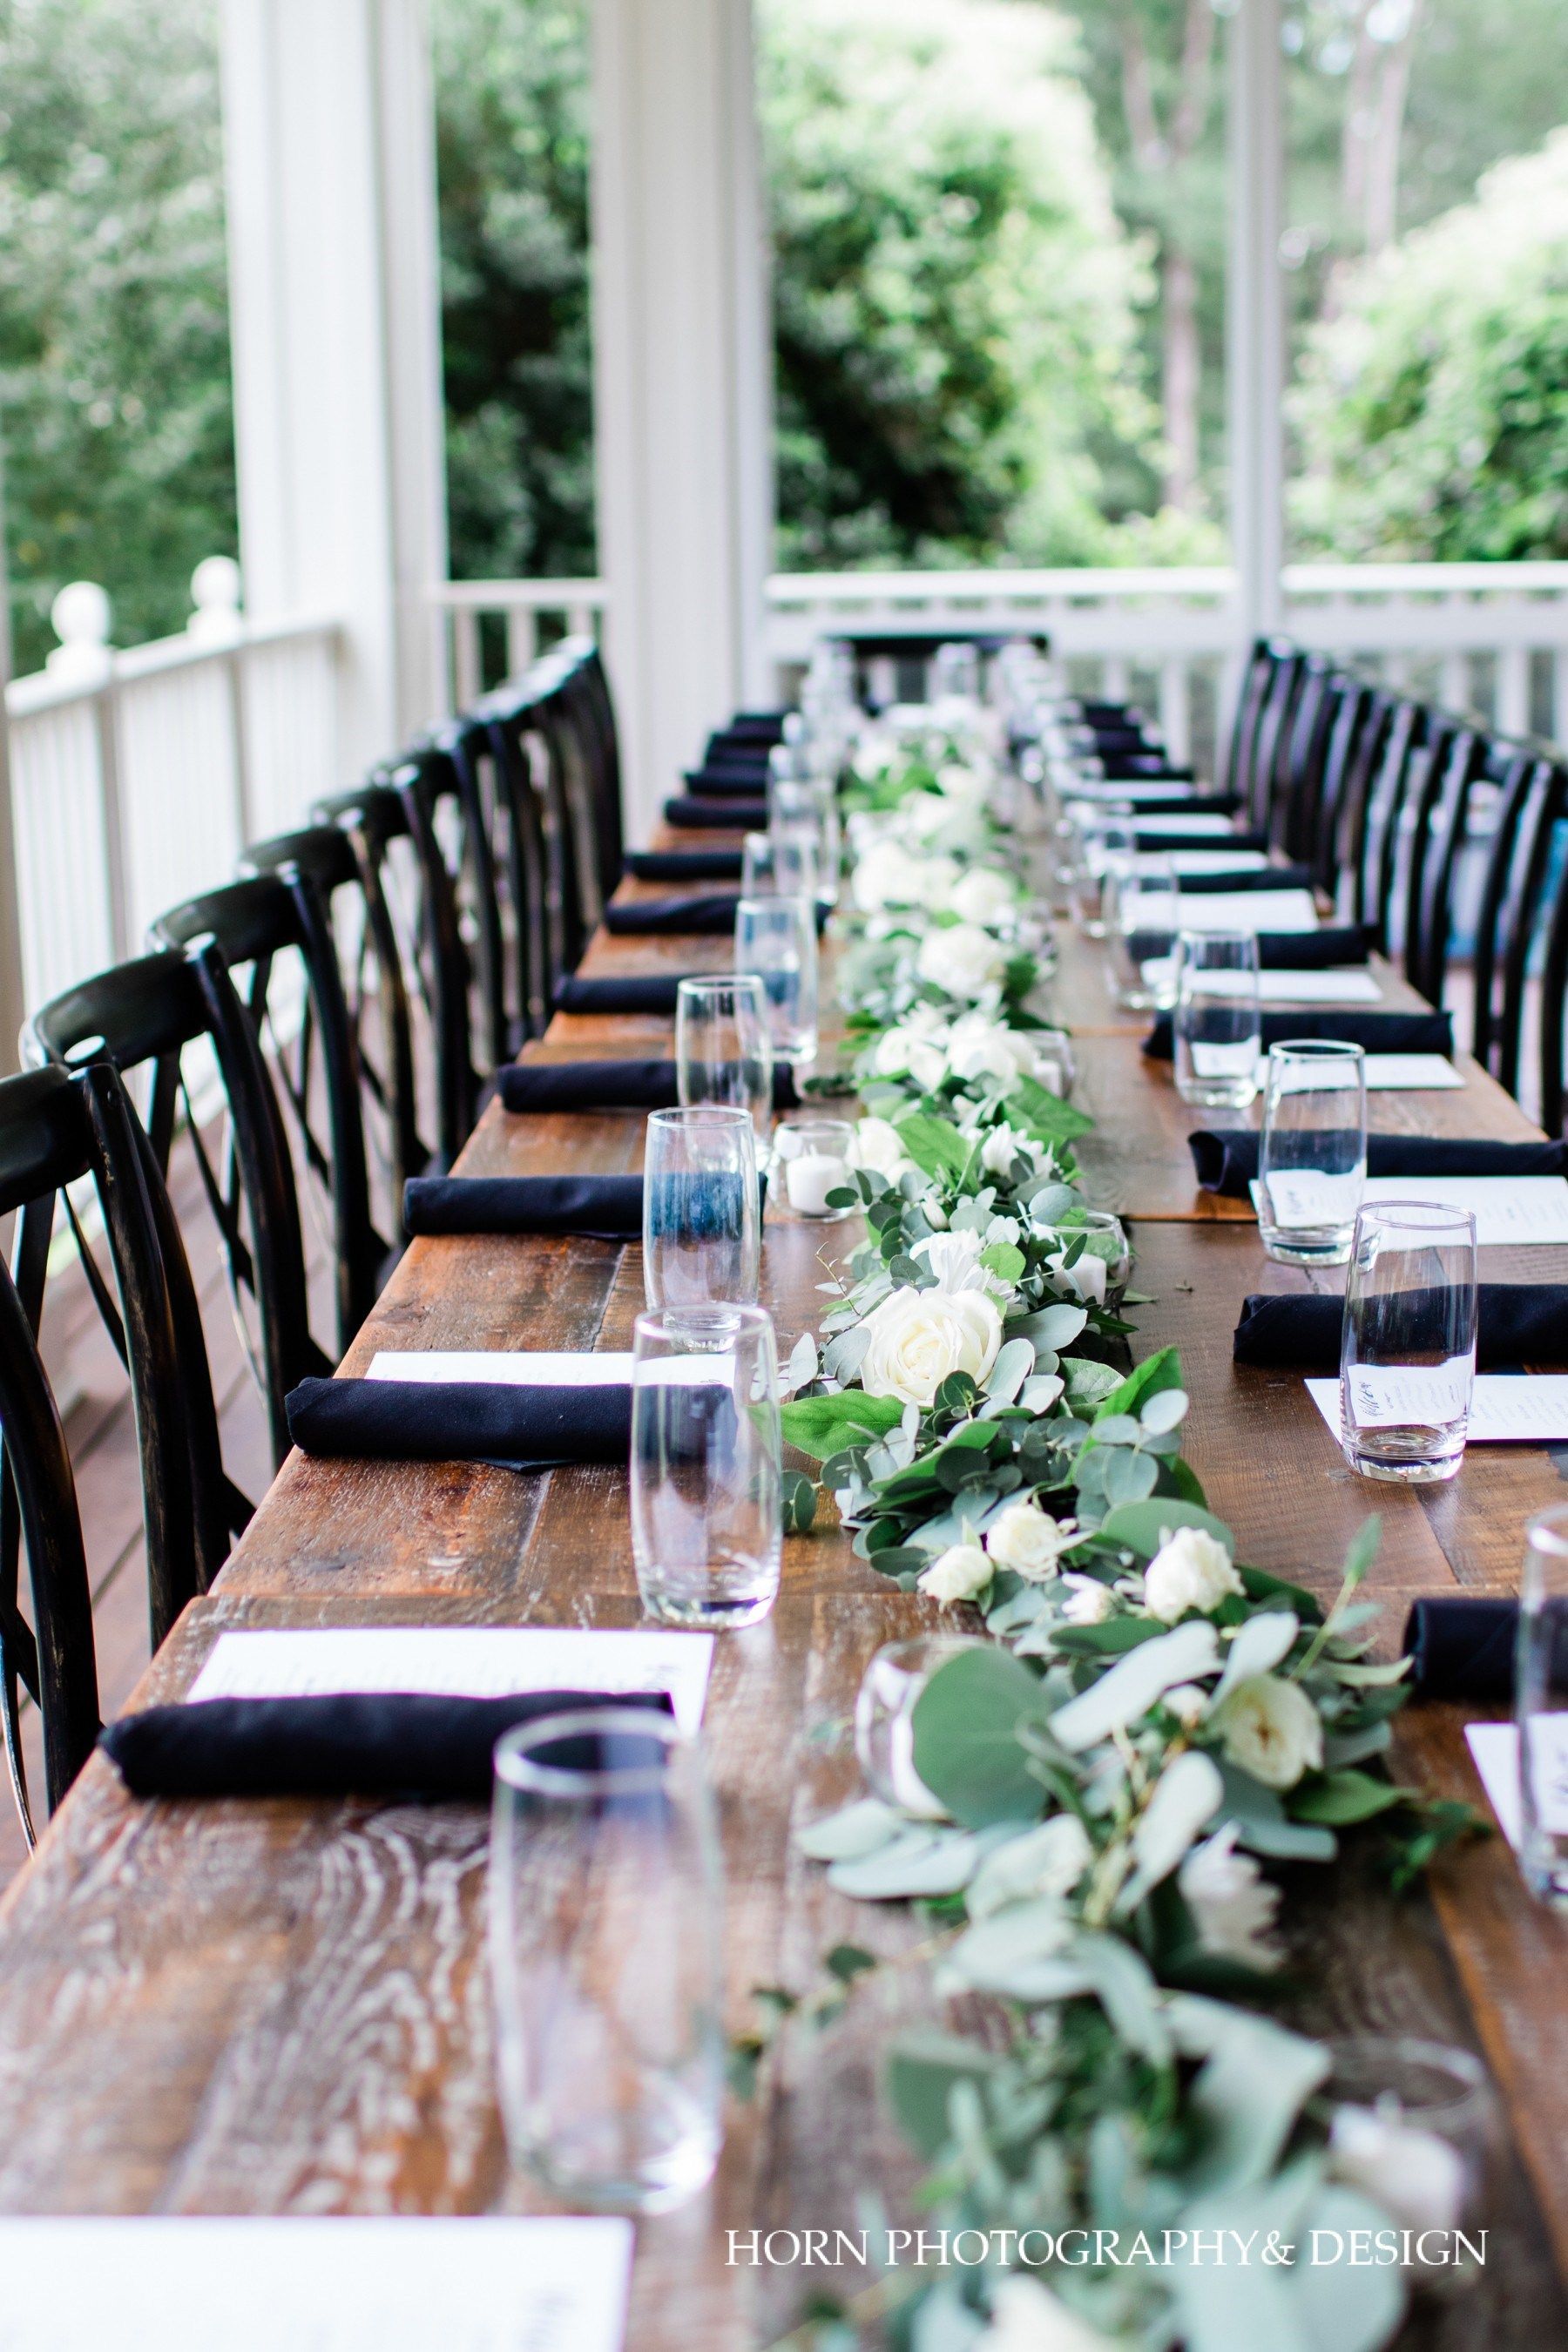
[[765, 717, 1479, 2352]]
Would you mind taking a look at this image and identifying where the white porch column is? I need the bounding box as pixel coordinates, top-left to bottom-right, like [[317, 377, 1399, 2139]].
[[590, 0, 774, 843], [219, 0, 449, 774], [1227, 0, 1286, 644]]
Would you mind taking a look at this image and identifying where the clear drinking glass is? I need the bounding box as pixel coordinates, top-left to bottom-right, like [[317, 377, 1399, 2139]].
[[854, 1636, 985, 1819], [643, 1104, 760, 1315], [631, 1303, 783, 1627], [489, 1708, 725, 2212], [1107, 857, 1179, 1010], [675, 974, 774, 1166], [1257, 1040, 1368, 1266], [1339, 1200, 1477, 1483], [735, 894, 819, 1067], [1515, 1504, 1568, 1905], [1173, 929, 1261, 1108], [1069, 816, 1135, 937], [770, 776, 841, 909], [1319, 2038, 1496, 2294], [742, 828, 819, 906], [770, 1116, 857, 1220], [1031, 1026, 1077, 1098]]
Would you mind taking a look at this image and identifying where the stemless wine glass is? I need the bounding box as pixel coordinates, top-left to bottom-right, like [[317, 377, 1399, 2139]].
[[1069, 815, 1136, 937], [741, 828, 819, 906], [1107, 857, 1179, 1010], [643, 1105, 760, 1315], [489, 1708, 725, 2212], [1515, 1504, 1568, 1905], [631, 1303, 783, 1627], [735, 894, 819, 1067], [675, 974, 774, 1165], [1173, 929, 1261, 1108], [1339, 1200, 1477, 1483], [770, 776, 841, 909], [1257, 1040, 1368, 1265]]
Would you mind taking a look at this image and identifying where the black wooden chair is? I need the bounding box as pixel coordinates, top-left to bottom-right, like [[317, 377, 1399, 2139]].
[[1245, 645, 1308, 835], [426, 717, 513, 1075], [477, 683, 567, 1038], [1474, 752, 1568, 1114], [1350, 696, 1425, 943], [1402, 722, 1488, 1004], [1309, 677, 1381, 894], [1274, 654, 1336, 864], [151, 871, 389, 1355], [0, 1060, 229, 1836], [26, 942, 330, 1473], [1222, 637, 1283, 806]]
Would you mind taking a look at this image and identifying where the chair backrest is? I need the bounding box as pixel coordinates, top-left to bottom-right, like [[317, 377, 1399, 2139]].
[[383, 754, 485, 1153], [1246, 646, 1308, 833], [478, 690, 559, 1040], [1274, 656, 1336, 862], [1476, 753, 1568, 1113], [1354, 696, 1424, 942], [0, 1061, 225, 1831], [1222, 638, 1281, 805], [1310, 677, 1378, 892], [428, 717, 512, 1073], [1402, 723, 1487, 1004], [151, 870, 387, 1355], [547, 636, 625, 905], [26, 943, 328, 1471]]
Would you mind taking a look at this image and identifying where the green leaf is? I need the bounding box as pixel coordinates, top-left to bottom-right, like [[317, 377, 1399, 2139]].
[[978, 1240, 1026, 1282], [1292, 1768, 1410, 1826], [1098, 1497, 1236, 1560], [825, 1943, 877, 1984], [1006, 1073, 1096, 1145], [910, 1646, 1053, 1828], [892, 1111, 970, 1179], [885, 2031, 1006, 2161], [781, 1469, 818, 1535], [1092, 1345, 1184, 1427], [796, 1797, 902, 1862], [779, 1390, 905, 1460]]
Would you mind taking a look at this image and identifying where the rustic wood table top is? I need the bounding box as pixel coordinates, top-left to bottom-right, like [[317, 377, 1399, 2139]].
[[0, 836, 1564, 2348]]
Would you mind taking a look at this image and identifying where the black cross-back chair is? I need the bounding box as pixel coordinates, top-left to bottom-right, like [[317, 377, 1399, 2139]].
[[1274, 654, 1336, 864], [546, 636, 625, 911], [151, 871, 389, 1355], [241, 820, 429, 1235], [1402, 723, 1488, 1005], [1310, 677, 1380, 893], [26, 942, 329, 1473], [428, 716, 513, 1074], [1374, 708, 1469, 968], [1223, 638, 1283, 806], [1351, 696, 1425, 942], [1477, 753, 1568, 1108], [0, 1060, 227, 1836], [478, 685, 564, 1041], [1246, 646, 1308, 835], [312, 779, 476, 1173]]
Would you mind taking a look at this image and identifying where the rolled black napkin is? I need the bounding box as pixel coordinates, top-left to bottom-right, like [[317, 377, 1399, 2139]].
[[625, 848, 744, 882], [1233, 1284, 1568, 1373], [1100, 789, 1243, 817], [554, 974, 687, 1016], [498, 1057, 798, 1112], [404, 1174, 644, 1240], [101, 1687, 672, 1801], [1402, 1597, 1522, 1701], [287, 1375, 632, 1468], [1192, 1130, 1568, 1199], [1145, 1008, 1451, 1062], [1098, 757, 1197, 782], [1126, 926, 1372, 972], [605, 891, 742, 936], [685, 764, 771, 797], [666, 794, 769, 830], [1136, 827, 1268, 855], [1176, 863, 1315, 896]]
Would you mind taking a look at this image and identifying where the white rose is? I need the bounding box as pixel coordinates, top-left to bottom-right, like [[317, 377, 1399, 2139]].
[[872, 1020, 949, 1093], [1163, 1682, 1209, 1727], [1327, 2105, 1468, 2236], [936, 762, 988, 808], [1178, 1824, 1284, 1972], [848, 1116, 911, 1187], [913, 1228, 986, 1288], [951, 867, 1019, 928], [851, 841, 928, 911], [946, 1011, 1032, 1085], [983, 2274, 1120, 2352], [917, 1541, 992, 1605], [916, 922, 1008, 1003], [1142, 1527, 1246, 1624], [1214, 1673, 1323, 1791], [1058, 1572, 1115, 1625], [860, 1284, 1004, 1408], [986, 1503, 1083, 1583], [904, 791, 953, 840], [981, 1122, 1039, 1178], [909, 852, 962, 907]]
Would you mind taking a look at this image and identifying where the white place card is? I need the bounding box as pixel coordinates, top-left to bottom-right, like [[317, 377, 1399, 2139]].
[[1305, 1375, 1568, 1444], [188, 1625, 714, 1734], [1251, 1053, 1463, 1092], [368, 1350, 634, 1386], [1464, 1718, 1568, 1852], [0, 2216, 633, 2352], [1132, 814, 1239, 839], [1248, 1175, 1568, 1247], [1143, 959, 1382, 1006], [1138, 889, 1321, 936], [1090, 846, 1266, 879], [1065, 782, 1198, 806]]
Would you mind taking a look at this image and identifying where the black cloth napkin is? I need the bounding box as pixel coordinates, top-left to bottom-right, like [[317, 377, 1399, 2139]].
[[553, 974, 689, 1016], [625, 848, 744, 882], [1098, 757, 1197, 781], [1191, 1130, 1568, 1198], [1127, 927, 1370, 970], [287, 1375, 632, 1469], [1136, 828, 1268, 855], [684, 765, 770, 797], [666, 794, 768, 830], [1094, 790, 1242, 816], [605, 892, 742, 936], [1233, 1284, 1568, 1373], [1402, 1598, 1522, 1701], [1145, 1008, 1450, 1062], [101, 1688, 672, 1801], [498, 1057, 798, 1112], [404, 1174, 644, 1240], [1175, 863, 1315, 896]]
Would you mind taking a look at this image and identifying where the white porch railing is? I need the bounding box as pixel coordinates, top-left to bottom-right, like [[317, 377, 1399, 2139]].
[[3, 565, 342, 1017], [430, 578, 608, 713]]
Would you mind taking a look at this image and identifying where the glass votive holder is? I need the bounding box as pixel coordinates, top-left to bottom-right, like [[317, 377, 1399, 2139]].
[[769, 1117, 857, 1220], [855, 1637, 986, 1819], [1318, 2037, 1497, 2295], [1031, 1026, 1076, 1099], [1037, 1211, 1132, 1308]]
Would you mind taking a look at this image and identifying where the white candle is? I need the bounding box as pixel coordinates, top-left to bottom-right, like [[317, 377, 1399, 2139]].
[[786, 1150, 848, 1216]]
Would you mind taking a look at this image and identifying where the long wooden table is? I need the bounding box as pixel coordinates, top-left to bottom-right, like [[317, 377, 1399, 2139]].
[[0, 835, 1565, 2347]]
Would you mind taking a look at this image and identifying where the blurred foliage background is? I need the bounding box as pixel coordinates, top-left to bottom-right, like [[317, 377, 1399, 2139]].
[[1, 0, 1566, 674]]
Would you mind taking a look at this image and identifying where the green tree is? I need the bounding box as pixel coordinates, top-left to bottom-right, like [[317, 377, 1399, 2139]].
[[1291, 126, 1568, 559], [0, 0, 236, 673]]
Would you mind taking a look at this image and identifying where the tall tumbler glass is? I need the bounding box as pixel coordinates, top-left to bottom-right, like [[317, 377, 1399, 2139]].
[[1069, 814, 1135, 938], [489, 1708, 725, 2211], [770, 777, 841, 909], [1517, 1504, 1568, 1905], [736, 894, 818, 1068], [676, 975, 774, 1167], [631, 1303, 783, 1627], [643, 1105, 760, 1315], [1257, 1040, 1368, 1265], [1107, 857, 1179, 1010], [1173, 929, 1261, 1109], [741, 829, 819, 907], [1339, 1201, 1477, 1484]]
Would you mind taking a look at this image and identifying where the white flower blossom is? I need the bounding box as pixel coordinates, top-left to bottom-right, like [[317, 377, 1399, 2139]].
[[916, 922, 1008, 1003], [872, 1017, 949, 1093], [970, 1814, 1094, 1916], [848, 1116, 912, 1187], [859, 1284, 1004, 1408], [913, 1228, 986, 1288], [917, 1542, 992, 1605], [1213, 1673, 1324, 1790], [987, 1503, 1084, 1582], [980, 1122, 1039, 1178], [1178, 1824, 1284, 1971], [982, 2274, 1121, 2352], [1142, 1527, 1246, 1624], [951, 867, 1019, 928], [1327, 2105, 1469, 2235], [984, 1215, 1023, 1249], [945, 1010, 1034, 1085], [1163, 1682, 1209, 1727], [1058, 1572, 1116, 1625]]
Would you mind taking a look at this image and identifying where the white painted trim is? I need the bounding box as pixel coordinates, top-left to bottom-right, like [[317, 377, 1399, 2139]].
[[1227, 0, 1286, 642]]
